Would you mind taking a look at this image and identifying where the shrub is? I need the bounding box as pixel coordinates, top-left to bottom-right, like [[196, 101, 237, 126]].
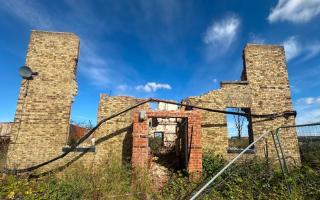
[[1, 151, 320, 200], [202, 151, 225, 177], [0, 153, 153, 200], [149, 137, 163, 155]]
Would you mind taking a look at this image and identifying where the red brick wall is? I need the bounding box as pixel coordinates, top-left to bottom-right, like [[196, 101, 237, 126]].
[[132, 110, 202, 175], [68, 124, 87, 143], [132, 111, 149, 168]]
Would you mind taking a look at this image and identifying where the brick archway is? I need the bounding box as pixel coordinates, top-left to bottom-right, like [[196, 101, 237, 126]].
[[132, 110, 202, 175]]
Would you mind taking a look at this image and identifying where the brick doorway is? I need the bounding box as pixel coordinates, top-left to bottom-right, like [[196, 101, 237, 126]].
[[132, 110, 202, 176]]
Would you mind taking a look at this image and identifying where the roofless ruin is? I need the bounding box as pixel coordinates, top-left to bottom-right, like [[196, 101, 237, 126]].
[[4, 31, 300, 178]]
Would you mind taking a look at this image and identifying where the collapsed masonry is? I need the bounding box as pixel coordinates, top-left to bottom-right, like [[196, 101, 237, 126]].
[[4, 31, 300, 176]]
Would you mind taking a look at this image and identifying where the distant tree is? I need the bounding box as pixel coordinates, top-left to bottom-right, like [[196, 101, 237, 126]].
[[232, 108, 245, 139], [70, 120, 94, 130]]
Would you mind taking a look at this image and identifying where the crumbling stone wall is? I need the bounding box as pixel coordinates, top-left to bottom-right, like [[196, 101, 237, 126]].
[[0, 122, 12, 167], [5, 30, 300, 174], [184, 44, 301, 164], [92, 95, 149, 164], [6, 31, 79, 169], [149, 102, 178, 147]]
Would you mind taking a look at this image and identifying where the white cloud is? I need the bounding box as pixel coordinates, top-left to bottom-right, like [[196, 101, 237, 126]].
[[78, 41, 110, 86], [268, 0, 320, 23], [295, 97, 320, 124], [282, 37, 320, 62], [78, 41, 139, 88], [0, 0, 139, 89], [135, 82, 172, 92], [0, 0, 54, 29], [296, 108, 320, 124], [304, 42, 320, 60], [283, 36, 300, 61], [81, 66, 110, 86], [298, 97, 320, 105], [203, 15, 240, 54]]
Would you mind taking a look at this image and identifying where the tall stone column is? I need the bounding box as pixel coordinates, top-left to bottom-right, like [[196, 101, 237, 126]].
[[6, 31, 80, 169]]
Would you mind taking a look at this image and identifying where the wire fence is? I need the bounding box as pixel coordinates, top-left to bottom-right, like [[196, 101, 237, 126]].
[[187, 153, 296, 199], [188, 122, 320, 199], [296, 124, 320, 167], [277, 123, 320, 168]]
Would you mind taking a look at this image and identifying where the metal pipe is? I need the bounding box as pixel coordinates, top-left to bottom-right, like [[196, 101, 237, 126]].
[[150, 98, 296, 119], [2, 98, 152, 174], [276, 122, 320, 129], [2, 97, 298, 174], [189, 131, 271, 200]]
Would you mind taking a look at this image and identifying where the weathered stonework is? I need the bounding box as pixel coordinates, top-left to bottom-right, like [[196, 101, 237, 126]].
[[0, 122, 12, 167], [149, 102, 179, 147], [6, 31, 79, 169], [183, 44, 301, 164], [4, 30, 301, 175], [92, 94, 149, 164]]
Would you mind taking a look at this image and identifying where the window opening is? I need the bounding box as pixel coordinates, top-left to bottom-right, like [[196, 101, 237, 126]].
[[226, 107, 254, 153]]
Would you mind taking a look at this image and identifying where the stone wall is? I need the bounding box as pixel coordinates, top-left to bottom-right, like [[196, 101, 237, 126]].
[[0, 122, 13, 137], [91, 94, 149, 164], [183, 44, 301, 164], [0, 122, 12, 167], [6, 31, 79, 169], [149, 102, 178, 147], [5, 30, 300, 174]]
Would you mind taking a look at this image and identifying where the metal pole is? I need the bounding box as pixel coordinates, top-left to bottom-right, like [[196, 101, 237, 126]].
[[189, 131, 271, 200]]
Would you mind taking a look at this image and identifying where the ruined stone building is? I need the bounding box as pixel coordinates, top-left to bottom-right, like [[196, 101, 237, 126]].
[[3, 30, 300, 176], [0, 122, 12, 167], [149, 102, 179, 147]]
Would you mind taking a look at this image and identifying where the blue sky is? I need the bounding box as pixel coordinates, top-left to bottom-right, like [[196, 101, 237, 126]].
[[0, 0, 320, 125]]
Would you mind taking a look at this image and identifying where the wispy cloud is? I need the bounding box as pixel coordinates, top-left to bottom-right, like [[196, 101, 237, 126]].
[[268, 0, 320, 23], [283, 36, 300, 61], [303, 42, 320, 61], [203, 15, 240, 55], [0, 0, 54, 29], [135, 82, 172, 92], [297, 97, 320, 105], [77, 41, 110, 86], [282, 36, 320, 61], [3, 0, 141, 90], [295, 96, 320, 124]]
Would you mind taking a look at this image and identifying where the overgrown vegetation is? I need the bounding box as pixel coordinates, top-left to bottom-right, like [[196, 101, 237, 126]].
[[0, 138, 9, 168], [0, 154, 155, 200], [161, 151, 320, 199], [1, 149, 320, 199], [228, 137, 249, 149], [149, 137, 163, 155], [299, 141, 320, 168]]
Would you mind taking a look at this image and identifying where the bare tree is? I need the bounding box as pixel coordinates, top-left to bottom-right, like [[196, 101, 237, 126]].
[[232, 108, 245, 139]]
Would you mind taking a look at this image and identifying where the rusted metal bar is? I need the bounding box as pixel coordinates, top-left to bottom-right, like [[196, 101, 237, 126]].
[[1, 98, 297, 174], [150, 98, 296, 119]]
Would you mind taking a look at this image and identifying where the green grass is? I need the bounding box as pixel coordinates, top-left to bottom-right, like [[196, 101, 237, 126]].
[[1, 150, 320, 199]]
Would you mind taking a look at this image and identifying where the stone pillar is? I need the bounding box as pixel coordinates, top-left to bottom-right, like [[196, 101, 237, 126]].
[[6, 31, 79, 169], [243, 44, 301, 164]]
